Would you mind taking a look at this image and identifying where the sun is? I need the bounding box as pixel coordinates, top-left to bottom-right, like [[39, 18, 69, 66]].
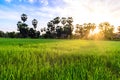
[[89, 27, 100, 35]]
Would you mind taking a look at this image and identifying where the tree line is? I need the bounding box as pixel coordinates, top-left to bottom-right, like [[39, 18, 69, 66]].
[[0, 13, 120, 40]]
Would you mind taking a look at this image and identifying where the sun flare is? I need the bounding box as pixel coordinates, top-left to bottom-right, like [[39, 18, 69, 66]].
[[89, 27, 100, 35]]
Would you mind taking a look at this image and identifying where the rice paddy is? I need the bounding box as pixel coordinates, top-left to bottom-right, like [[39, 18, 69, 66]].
[[0, 38, 120, 80]]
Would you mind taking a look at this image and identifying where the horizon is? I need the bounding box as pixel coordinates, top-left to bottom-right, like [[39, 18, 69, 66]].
[[0, 0, 120, 32]]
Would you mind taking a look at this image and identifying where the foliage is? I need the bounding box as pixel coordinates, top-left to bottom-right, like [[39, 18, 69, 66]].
[[98, 22, 114, 40], [17, 13, 40, 38], [74, 22, 116, 40], [0, 38, 120, 79], [1, 14, 120, 40], [44, 17, 74, 39], [0, 31, 5, 37]]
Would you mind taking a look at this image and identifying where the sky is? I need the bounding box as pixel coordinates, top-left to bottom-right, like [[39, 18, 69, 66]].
[[0, 0, 120, 32]]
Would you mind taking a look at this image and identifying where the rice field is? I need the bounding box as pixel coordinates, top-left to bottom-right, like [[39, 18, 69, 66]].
[[0, 38, 120, 80]]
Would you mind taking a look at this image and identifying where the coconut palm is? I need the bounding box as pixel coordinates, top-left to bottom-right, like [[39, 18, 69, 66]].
[[32, 19, 38, 30]]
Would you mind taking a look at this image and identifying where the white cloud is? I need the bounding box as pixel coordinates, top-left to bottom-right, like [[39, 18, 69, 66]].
[[5, 0, 12, 3], [40, 0, 48, 6], [28, 0, 35, 3], [59, 0, 120, 27], [0, 10, 19, 20], [1, 0, 120, 32]]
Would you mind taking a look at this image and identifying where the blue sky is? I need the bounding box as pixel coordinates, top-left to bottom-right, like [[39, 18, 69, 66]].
[[0, 0, 120, 32]]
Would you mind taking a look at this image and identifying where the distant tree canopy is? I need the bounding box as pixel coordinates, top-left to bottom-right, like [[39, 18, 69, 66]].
[[74, 22, 115, 40], [17, 13, 40, 38], [42, 17, 74, 38], [1, 13, 120, 40]]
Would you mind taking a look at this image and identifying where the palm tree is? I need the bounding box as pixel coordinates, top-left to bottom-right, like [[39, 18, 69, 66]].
[[99, 22, 110, 32], [53, 17, 60, 26], [75, 24, 79, 33], [56, 26, 62, 38], [0, 31, 5, 37], [47, 21, 54, 31], [47, 21, 53, 28], [79, 25, 84, 37], [75, 24, 84, 38], [61, 17, 67, 26], [67, 17, 73, 24], [82, 23, 92, 39], [28, 28, 35, 38], [21, 13, 27, 22], [32, 19, 38, 30], [41, 28, 44, 32], [83, 23, 87, 28], [83, 23, 87, 31], [65, 17, 74, 38], [36, 31, 40, 38], [44, 27, 46, 31], [99, 22, 114, 39], [18, 14, 28, 38], [17, 21, 22, 31], [87, 23, 92, 30], [91, 23, 96, 31], [118, 26, 120, 33]]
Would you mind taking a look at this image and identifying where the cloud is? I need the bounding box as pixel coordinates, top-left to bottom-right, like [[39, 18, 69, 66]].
[[59, 0, 120, 25], [28, 0, 35, 3], [0, 10, 19, 20], [16, 0, 48, 5], [5, 0, 12, 3], [40, 0, 48, 6], [1, 0, 120, 32]]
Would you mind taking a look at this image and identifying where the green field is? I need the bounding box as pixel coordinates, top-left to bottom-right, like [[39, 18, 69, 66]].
[[0, 38, 120, 80]]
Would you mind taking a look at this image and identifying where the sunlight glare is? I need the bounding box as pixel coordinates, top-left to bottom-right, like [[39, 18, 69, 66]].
[[89, 27, 100, 35]]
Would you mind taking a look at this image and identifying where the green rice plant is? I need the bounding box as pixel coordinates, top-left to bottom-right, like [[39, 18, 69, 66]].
[[0, 38, 120, 80]]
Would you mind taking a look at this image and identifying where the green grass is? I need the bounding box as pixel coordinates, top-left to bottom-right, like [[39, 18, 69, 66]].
[[0, 38, 120, 80]]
